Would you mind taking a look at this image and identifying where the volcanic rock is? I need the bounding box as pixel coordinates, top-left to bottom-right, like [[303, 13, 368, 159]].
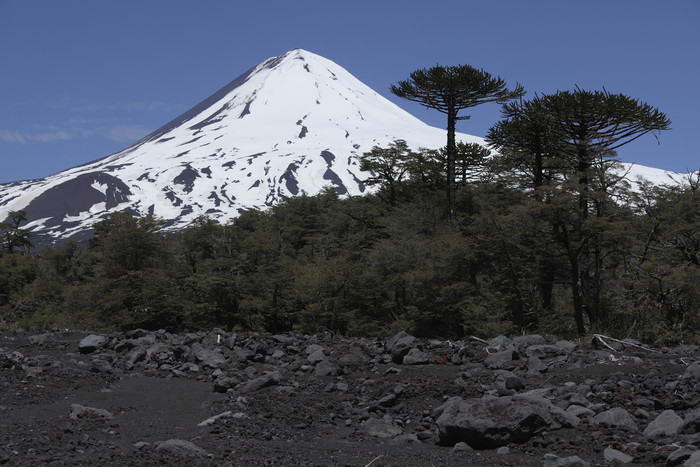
[[436, 395, 551, 448]]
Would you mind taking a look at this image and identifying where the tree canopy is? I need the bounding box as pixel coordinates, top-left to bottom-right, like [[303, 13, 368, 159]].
[[0, 67, 694, 344], [391, 64, 524, 220]]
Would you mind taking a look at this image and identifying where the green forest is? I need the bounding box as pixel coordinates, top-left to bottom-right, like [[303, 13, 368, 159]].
[[1, 70, 698, 344]]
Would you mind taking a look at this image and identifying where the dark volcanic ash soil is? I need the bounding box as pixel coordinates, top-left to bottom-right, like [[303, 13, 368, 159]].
[[1, 329, 700, 466]]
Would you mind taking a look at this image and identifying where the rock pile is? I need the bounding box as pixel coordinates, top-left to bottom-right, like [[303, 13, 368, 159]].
[[1, 328, 700, 466]]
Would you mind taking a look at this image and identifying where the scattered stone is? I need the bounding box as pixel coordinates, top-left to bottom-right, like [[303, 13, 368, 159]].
[[155, 439, 209, 457], [78, 334, 108, 354], [214, 374, 242, 393], [436, 396, 550, 448], [683, 450, 700, 467], [486, 335, 513, 352], [505, 375, 525, 391], [2, 328, 699, 465], [484, 349, 516, 369], [307, 349, 326, 364], [314, 359, 339, 376], [363, 417, 402, 439], [513, 334, 546, 349], [593, 407, 638, 431], [680, 408, 700, 434], [198, 410, 247, 426], [124, 347, 146, 370], [527, 355, 546, 373], [643, 409, 684, 438], [70, 404, 114, 420], [666, 446, 698, 467], [452, 441, 473, 452], [191, 343, 225, 368], [387, 332, 416, 364], [375, 393, 397, 408], [604, 446, 634, 464], [681, 362, 700, 380], [388, 433, 420, 445], [543, 453, 590, 467], [567, 405, 595, 419], [402, 348, 431, 365], [238, 371, 281, 393], [337, 347, 369, 370], [28, 333, 54, 346]]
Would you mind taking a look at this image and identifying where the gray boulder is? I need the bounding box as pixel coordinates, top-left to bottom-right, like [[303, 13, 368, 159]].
[[513, 392, 579, 428], [486, 335, 513, 352], [28, 333, 54, 346], [604, 447, 634, 464], [593, 407, 638, 431], [78, 334, 108, 354], [70, 404, 113, 420], [363, 417, 402, 439], [314, 358, 339, 376], [666, 446, 698, 467], [436, 396, 551, 449], [155, 439, 209, 458], [214, 374, 242, 393], [525, 341, 575, 359], [238, 371, 281, 393], [197, 411, 247, 427], [387, 331, 416, 364], [566, 405, 595, 420], [307, 349, 326, 364], [337, 346, 369, 370], [643, 409, 684, 438], [484, 349, 517, 369], [191, 343, 226, 368], [684, 451, 700, 467], [513, 334, 546, 350], [123, 347, 146, 370], [402, 348, 431, 365], [680, 408, 700, 434], [681, 362, 700, 380]]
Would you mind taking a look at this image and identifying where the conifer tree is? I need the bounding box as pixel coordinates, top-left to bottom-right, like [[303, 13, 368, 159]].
[[359, 140, 414, 206], [487, 96, 563, 193], [391, 65, 524, 220], [0, 210, 33, 254], [488, 88, 671, 335]]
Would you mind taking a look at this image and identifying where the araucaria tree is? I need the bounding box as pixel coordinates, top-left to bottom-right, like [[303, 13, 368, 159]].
[[489, 88, 671, 335], [391, 65, 524, 220]]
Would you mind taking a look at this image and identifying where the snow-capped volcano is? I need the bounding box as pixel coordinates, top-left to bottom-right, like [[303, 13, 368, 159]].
[[0, 49, 484, 241], [0, 49, 687, 242]]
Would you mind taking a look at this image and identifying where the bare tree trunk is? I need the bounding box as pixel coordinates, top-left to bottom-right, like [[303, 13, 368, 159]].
[[446, 106, 457, 221]]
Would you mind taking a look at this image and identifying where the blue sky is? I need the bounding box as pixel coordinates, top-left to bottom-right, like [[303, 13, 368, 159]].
[[1, 0, 698, 183]]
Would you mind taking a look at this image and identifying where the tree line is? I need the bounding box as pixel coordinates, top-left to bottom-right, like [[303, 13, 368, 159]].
[[0, 64, 697, 343]]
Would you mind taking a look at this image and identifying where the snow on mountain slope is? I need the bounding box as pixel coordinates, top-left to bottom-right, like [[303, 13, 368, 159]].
[[0, 49, 689, 242], [0, 49, 484, 241]]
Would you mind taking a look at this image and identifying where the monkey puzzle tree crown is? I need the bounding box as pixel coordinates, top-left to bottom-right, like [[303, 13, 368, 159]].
[[390, 64, 525, 117]]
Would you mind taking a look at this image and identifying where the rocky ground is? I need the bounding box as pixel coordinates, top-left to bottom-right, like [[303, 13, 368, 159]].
[[1, 328, 700, 466]]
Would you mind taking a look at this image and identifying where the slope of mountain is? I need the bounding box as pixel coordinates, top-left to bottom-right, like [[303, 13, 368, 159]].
[[0, 49, 688, 242]]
